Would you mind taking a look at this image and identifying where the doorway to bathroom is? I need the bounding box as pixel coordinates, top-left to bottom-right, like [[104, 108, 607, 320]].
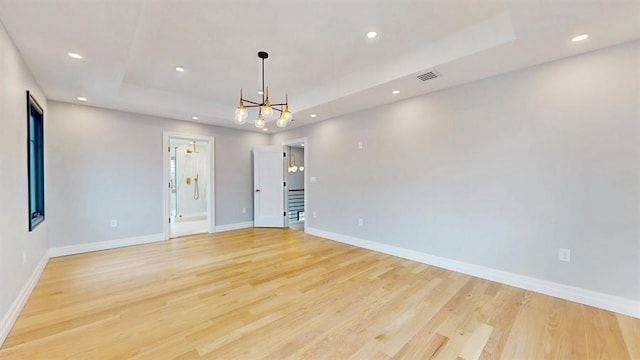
[[162, 132, 215, 239]]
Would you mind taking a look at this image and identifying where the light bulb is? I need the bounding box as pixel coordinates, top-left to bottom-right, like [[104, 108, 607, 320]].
[[262, 101, 273, 118], [263, 106, 273, 118], [255, 111, 265, 128], [235, 89, 248, 125], [299, 166, 304, 171], [283, 104, 293, 121], [234, 106, 247, 125], [276, 114, 287, 128]]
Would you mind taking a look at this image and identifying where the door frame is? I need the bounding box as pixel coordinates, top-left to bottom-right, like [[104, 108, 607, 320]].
[[162, 131, 215, 239], [282, 137, 308, 230]]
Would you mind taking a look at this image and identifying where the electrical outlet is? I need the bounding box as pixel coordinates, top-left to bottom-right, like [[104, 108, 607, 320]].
[[358, 218, 364, 227], [22, 251, 26, 265], [242, 207, 247, 214], [358, 140, 364, 149], [312, 211, 317, 218], [110, 219, 118, 228], [558, 248, 571, 262]]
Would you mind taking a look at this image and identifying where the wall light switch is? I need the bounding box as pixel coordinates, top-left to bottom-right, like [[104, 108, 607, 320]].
[[110, 219, 118, 228], [242, 207, 247, 214], [310, 176, 317, 183], [358, 141, 364, 149], [312, 211, 317, 218], [358, 218, 364, 226], [558, 248, 571, 262]]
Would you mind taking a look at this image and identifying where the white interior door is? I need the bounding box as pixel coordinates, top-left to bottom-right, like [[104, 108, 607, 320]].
[[253, 145, 285, 227]]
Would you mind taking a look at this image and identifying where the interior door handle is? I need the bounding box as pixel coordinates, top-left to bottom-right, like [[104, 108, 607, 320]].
[[255, 189, 260, 192]]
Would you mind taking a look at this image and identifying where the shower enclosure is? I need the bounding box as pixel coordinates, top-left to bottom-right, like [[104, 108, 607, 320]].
[[169, 138, 209, 237]]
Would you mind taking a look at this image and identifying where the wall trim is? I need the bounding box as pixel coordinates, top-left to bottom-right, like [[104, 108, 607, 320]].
[[306, 227, 640, 319], [0, 251, 50, 347], [49, 233, 165, 258], [215, 221, 254, 233]]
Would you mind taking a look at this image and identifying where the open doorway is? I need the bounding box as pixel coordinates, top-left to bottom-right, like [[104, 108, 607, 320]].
[[283, 138, 307, 231], [163, 132, 215, 239]]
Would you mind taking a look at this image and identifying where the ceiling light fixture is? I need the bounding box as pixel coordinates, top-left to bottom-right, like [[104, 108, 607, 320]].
[[191, 116, 199, 120], [367, 31, 378, 39], [572, 34, 589, 42], [76, 97, 87, 102], [175, 66, 185, 72], [288, 152, 303, 173], [392, 90, 400, 94], [310, 114, 317, 118], [67, 52, 83, 59], [234, 51, 292, 128], [263, 128, 269, 132]]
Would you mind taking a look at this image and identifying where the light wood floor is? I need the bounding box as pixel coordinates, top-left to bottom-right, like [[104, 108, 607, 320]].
[[1, 228, 638, 359]]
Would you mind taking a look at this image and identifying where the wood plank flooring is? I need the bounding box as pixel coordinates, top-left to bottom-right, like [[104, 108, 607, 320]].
[[0, 228, 638, 359]]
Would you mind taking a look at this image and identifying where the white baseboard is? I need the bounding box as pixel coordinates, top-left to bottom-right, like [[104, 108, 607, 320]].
[[215, 221, 254, 233], [306, 227, 640, 319], [0, 251, 50, 347], [49, 233, 166, 258]]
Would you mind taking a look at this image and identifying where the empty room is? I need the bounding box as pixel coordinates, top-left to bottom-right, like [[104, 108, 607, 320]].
[[0, 0, 639, 359]]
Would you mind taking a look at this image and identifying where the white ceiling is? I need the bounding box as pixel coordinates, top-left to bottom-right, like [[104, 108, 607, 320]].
[[0, 0, 639, 133]]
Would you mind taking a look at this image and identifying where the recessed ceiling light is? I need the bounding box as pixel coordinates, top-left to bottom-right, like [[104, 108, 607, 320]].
[[191, 116, 199, 120], [310, 114, 317, 118], [392, 90, 400, 94], [175, 66, 185, 72], [76, 97, 87, 102], [67, 52, 83, 59], [572, 34, 589, 42], [366, 31, 378, 39], [263, 128, 269, 131]]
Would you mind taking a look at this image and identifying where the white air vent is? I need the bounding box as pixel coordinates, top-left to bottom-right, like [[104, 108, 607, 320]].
[[416, 71, 439, 82]]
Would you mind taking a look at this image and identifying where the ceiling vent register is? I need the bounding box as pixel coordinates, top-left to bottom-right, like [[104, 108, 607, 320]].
[[416, 71, 440, 82]]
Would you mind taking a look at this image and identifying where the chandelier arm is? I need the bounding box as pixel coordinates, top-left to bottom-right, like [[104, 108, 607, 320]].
[[241, 99, 262, 105], [241, 100, 286, 107], [241, 104, 285, 111]]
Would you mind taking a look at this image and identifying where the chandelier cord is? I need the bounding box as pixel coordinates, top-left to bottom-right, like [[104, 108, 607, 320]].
[[261, 57, 265, 104]]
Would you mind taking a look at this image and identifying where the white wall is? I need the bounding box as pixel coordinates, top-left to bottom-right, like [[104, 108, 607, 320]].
[[0, 22, 49, 342], [273, 41, 640, 302], [47, 102, 269, 248]]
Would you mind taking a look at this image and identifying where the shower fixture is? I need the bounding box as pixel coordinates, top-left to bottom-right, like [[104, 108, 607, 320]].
[[194, 174, 200, 200], [186, 141, 199, 154]]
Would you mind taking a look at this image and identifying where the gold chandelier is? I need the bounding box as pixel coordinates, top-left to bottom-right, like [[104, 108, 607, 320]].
[[234, 51, 292, 128]]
